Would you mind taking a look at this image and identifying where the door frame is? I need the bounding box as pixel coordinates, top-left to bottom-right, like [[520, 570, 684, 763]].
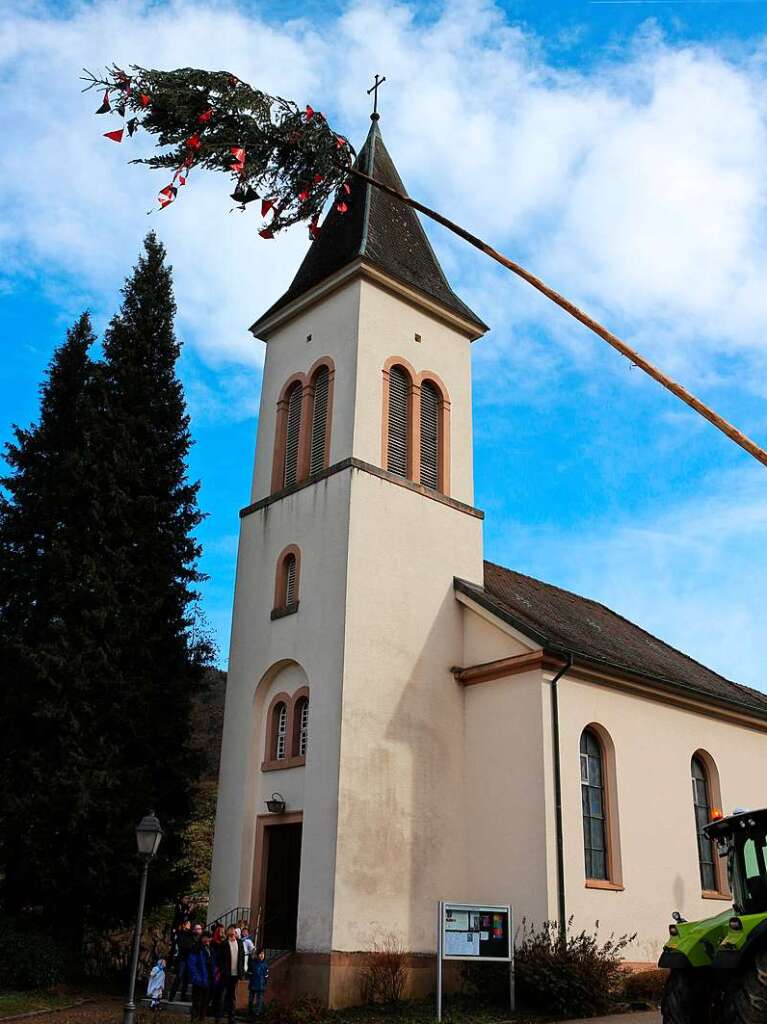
[[250, 810, 304, 945]]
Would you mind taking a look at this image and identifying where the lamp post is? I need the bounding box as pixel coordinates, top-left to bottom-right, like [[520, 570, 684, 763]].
[[123, 811, 163, 1024]]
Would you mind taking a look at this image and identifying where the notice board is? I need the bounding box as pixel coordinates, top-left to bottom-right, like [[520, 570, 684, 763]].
[[440, 902, 511, 962]]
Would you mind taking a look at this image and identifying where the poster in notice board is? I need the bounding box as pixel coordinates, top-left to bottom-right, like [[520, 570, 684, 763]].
[[441, 903, 511, 961]]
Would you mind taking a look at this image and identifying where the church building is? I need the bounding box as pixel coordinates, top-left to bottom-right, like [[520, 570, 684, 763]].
[[209, 113, 767, 1006]]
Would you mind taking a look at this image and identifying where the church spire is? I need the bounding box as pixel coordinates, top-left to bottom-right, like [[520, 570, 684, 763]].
[[253, 120, 487, 335]]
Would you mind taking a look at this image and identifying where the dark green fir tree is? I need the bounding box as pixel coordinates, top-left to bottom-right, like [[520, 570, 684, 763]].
[[97, 230, 214, 916], [0, 312, 114, 937], [0, 236, 213, 943]]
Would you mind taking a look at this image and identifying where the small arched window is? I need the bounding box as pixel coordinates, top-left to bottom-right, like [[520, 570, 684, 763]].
[[692, 756, 717, 892], [273, 702, 288, 761], [309, 365, 330, 476], [284, 553, 297, 605], [293, 696, 309, 759], [387, 365, 411, 478], [283, 382, 303, 487], [273, 547, 300, 618], [580, 729, 608, 881], [420, 380, 441, 490]]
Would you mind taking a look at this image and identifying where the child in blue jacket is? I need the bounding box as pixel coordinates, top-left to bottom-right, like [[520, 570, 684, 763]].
[[248, 949, 269, 1018]]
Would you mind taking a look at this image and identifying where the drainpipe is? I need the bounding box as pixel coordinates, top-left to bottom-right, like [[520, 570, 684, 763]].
[[550, 652, 573, 939]]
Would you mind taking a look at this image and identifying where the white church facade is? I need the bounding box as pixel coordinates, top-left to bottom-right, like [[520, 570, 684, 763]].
[[209, 115, 767, 1006]]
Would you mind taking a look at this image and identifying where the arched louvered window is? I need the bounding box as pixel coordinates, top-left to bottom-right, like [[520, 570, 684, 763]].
[[387, 365, 410, 478], [283, 382, 303, 487], [692, 756, 717, 891], [580, 729, 608, 881], [420, 380, 441, 490], [273, 702, 288, 760], [272, 546, 300, 618], [293, 697, 309, 759], [284, 553, 297, 606], [309, 365, 330, 475]]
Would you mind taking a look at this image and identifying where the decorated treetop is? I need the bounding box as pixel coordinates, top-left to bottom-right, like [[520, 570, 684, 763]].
[[82, 64, 355, 237]]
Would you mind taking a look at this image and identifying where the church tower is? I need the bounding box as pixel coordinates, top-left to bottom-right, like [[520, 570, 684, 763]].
[[209, 115, 487, 1004]]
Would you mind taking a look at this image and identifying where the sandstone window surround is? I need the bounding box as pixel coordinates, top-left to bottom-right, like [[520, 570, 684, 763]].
[[693, 749, 730, 900], [381, 356, 451, 496], [580, 724, 624, 891], [272, 544, 301, 620], [271, 358, 335, 494], [262, 687, 310, 771]]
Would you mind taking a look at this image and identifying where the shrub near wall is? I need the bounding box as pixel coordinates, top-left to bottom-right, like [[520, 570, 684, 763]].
[[515, 920, 636, 1018], [462, 918, 636, 1019]]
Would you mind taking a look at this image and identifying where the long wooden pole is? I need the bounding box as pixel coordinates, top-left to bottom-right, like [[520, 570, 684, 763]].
[[348, 166, 767, 469]]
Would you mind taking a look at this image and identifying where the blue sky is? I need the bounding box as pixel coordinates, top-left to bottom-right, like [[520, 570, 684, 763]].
[[2, 0, 767, 686]]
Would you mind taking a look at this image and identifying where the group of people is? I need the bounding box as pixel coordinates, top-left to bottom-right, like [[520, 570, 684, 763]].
[[154, 916, 270, 1022]]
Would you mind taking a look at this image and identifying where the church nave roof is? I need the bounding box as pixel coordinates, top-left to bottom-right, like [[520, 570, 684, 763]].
[[454, 561, 767, 718]]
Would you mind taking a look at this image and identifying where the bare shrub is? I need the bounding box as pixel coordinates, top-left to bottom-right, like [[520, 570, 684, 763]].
[[360, 931, 408, 1005]]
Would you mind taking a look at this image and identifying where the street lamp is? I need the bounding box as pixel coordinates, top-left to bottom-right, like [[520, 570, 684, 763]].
[[123, 811, 163, 1024]]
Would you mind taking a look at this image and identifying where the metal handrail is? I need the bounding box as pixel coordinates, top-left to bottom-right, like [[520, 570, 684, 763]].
[[206, 905, 252, 930]]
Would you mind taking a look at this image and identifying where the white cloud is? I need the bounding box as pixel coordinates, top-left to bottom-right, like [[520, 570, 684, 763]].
[[490, 465, 767, 690], [3, 0, 767, 392], [2, 0, 767, 678]]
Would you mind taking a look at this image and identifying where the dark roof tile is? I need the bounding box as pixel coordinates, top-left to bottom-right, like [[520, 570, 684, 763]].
[[454, 561, 767, 715], [255, 119, 487, 332]]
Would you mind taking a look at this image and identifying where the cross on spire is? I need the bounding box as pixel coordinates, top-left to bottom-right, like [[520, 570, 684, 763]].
[[367, 74, 386, 120]]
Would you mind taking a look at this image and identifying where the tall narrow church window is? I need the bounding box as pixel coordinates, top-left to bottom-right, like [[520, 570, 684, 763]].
[[420, 380, 441, 490], [387, 365, 410, 478], [309, 365, 330, 475], [283, 382, 303, 487], [692, 756, 717, 891], [580, 729, 608, 881], [274, 702, 288, 760], [293, 696, 309, 759], [272, 546, 300, 618], [284, 553, 297, 606]]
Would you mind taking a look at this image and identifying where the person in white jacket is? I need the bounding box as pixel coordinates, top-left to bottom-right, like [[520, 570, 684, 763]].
[[147, 958, 166, 1008], [241, 927, 255, 976]]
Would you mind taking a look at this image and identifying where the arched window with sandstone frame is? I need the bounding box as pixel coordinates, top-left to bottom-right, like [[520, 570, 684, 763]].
[[308, 360, 334, 476], [580, 724, 623, 889], [272, 545, 301, 618], [691, 750, 727, 896], [384, 362, 413, 479], [418, 374, 451, 495], [272, 377, 305, 492]]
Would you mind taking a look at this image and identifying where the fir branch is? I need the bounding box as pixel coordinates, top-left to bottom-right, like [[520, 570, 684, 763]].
[[83, 64, 354, 234]]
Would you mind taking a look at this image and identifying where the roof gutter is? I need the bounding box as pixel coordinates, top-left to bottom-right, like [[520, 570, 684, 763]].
[[550, 653, 573, 938]]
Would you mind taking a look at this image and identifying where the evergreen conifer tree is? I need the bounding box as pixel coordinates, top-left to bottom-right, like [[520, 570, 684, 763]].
[[96, 230, 213, 909], [0, 237, 212, 942], [0, 313, 114, 936]]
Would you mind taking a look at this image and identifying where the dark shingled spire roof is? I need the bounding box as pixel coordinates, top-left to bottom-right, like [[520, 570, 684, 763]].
[[255, 118, 487, 332]]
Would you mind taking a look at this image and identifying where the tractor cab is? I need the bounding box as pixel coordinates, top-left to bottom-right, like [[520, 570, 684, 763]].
[[660, 808, 767, 1023], [705, 808, 767, 916]]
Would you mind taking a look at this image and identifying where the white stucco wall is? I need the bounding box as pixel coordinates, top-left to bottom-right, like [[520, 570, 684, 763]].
[[555, 673, 767, 962], [209, 471, 352, 951], [331, 466, 483, 953], [463, 668, 553, 931], [215, 263, 485, 958]]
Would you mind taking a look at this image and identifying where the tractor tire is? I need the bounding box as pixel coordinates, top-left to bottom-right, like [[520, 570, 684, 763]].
[[661, 969, 712, 1024], [722, 947, 767, 1023]]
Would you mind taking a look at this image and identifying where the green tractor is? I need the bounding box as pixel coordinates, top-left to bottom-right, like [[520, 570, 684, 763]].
[[660, 808, 767, 1023]]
